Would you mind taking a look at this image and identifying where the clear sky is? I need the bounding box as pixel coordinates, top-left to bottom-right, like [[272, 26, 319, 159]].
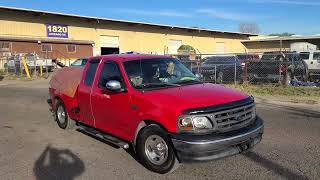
[[0, 0, 319, 35]]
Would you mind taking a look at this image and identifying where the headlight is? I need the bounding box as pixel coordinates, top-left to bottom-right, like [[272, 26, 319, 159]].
[[178, 116, 213, 132]]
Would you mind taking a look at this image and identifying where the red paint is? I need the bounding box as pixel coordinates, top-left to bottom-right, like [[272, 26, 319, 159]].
[[49, 54, 249, 142]]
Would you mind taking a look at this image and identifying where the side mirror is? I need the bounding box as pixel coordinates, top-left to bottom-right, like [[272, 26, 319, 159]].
[[195, 73, 203, 79], [105, 80, 122, 91]]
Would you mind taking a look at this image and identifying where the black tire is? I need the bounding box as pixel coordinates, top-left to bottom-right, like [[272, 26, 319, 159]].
[[55, 100, 75, 130], [136, 124, 179, 174]]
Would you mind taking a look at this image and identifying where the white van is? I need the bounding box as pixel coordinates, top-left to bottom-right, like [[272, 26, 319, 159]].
[[299, 51, 320, 80]]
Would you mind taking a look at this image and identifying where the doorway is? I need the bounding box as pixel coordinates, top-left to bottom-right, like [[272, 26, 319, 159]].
[[101, 47, 119, 55]]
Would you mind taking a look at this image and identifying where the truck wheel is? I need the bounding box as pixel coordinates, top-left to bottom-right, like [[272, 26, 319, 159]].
[[136, 124, 179, 174], [55, 100, 75, 130]]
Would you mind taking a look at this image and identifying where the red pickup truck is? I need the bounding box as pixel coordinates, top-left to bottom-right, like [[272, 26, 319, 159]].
[[48, 54, 263, 173]]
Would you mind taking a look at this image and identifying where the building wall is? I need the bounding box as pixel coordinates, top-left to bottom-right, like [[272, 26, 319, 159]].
[[0, 9, 249, 57], [243, 41, 291, 53], [9, 41, 92, 59]]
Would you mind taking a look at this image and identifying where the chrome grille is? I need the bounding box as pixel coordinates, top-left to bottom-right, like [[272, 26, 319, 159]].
[[212, 103, 256, 132]]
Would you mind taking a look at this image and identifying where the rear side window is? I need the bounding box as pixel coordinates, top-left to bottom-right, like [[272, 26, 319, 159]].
[[82, 59, 88, 66], [84, 61, 99, 86], [313, 52, 320, 60], [300, 52, 310, 60], [98, 62, 125, 88]]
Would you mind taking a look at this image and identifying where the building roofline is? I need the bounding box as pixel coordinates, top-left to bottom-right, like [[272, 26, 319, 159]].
[[0, 6, 258, 37], [241, 35, 320, 43], [0, 35, 94, 44]]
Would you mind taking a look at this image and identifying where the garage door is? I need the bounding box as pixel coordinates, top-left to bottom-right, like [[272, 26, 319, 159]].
[[100, 36, 119, 48], [216, 42, 225, 53], [167, 40, 182, 54]]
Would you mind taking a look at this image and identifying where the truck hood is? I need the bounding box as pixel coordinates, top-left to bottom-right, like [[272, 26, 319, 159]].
[[141, 83, 249, 113]]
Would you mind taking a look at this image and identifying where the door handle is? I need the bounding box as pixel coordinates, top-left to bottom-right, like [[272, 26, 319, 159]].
[[103, 94, 111, 99]]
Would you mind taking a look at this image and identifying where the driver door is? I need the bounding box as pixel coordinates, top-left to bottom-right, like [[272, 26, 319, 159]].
[[90, 61, 133, 140]]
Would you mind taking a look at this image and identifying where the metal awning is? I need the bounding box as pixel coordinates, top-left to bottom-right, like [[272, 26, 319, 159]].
[[0, 36, 94, 45]]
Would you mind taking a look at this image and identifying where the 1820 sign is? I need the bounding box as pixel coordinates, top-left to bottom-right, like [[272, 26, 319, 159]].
[[46, 24, 68, 38]]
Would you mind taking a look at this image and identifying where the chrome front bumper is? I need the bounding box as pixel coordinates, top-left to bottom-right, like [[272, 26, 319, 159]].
[[171, 117, 264, 162]]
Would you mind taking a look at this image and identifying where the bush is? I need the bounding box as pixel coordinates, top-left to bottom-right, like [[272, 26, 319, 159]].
[[178, 45, 195, 52]]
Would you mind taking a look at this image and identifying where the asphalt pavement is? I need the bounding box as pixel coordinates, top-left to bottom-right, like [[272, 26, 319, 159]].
[[0, 80, 319, 180]]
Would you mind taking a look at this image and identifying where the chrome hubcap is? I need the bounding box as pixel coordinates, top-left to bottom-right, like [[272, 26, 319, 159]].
[[57, 106, 66, 124], [145, 135, 168, 165]]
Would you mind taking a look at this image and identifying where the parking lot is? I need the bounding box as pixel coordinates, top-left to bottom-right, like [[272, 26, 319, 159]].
[[0, 80, 319, 180]]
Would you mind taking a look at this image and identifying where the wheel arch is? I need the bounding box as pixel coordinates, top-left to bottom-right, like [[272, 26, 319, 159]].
[[133, 119, 169, 147]]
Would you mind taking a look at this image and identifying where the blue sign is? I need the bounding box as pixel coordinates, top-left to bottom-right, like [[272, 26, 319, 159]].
[[46, 24, 68, 38]]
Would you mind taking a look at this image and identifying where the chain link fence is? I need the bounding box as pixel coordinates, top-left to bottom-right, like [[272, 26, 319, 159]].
[[0, 53, 56, 79], [170, 52, 315, 86], [1, 51, 318, 86]]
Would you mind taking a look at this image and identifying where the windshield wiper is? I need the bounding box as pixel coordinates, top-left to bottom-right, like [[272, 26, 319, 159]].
[[141, 82, 181, 88], [176, 79, 202, 84]]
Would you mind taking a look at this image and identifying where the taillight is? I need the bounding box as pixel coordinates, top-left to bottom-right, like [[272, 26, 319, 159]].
[[279, 64, 287, 73]]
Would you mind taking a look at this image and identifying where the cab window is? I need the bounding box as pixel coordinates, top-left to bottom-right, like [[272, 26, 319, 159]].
[[98, 62, 125, 89], [84, 60, 99, 86]]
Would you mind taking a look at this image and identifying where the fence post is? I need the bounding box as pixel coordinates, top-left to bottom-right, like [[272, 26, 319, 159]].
[[234, 60, 237, 85], [6, 56, 9, 75], [34, 56, 37, 77], [214, 65, 217, 84], [46, 59, 48, 78], [40, 63, 43, 79]]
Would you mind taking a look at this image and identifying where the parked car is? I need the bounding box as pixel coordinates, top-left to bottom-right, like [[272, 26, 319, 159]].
[[247, 52, 308, 85], [236, 54, 260, 69], [48, 54, 263, 173], [299, 51, 320, 81], [200, 56, 242, 83], [70, 58, 88, 67], [236, 54, 260, 81]]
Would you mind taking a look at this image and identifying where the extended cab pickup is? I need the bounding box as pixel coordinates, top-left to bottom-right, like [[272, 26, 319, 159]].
[[48, 54, 264, 173]]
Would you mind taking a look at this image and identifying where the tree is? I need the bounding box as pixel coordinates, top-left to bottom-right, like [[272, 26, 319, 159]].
[[178, 45, 195, 52], [239, 23, 260, 34], [269, 32, 295, 37]]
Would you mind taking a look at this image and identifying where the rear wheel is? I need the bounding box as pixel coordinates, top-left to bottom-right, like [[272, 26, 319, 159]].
[[55, 100, 75, 130], [136, 124, 179, 174]]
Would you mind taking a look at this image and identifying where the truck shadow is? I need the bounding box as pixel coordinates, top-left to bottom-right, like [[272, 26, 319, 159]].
[[33, 145, 85, 180], [244, 151, 307, 180]]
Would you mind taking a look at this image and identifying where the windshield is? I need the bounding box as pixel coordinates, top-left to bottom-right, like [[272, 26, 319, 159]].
[[261, 54, 283, 61], [71, 59, 82, 66], [71, 59, 87, 66], [123, 58, 200, 89]]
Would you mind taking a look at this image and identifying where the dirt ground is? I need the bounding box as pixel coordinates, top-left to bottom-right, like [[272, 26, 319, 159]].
[[0, 79, 319, 180]]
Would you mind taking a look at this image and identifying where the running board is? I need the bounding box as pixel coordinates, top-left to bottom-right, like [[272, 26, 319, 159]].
[[77, 124, 129, 149]]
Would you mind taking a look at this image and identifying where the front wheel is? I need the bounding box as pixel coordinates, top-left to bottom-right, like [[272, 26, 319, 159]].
[[136, 124, 179, 174]]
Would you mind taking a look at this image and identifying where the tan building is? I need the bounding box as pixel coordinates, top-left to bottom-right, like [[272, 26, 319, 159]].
[[242, 35, 320, 53], [0, 6, 254, 62]]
